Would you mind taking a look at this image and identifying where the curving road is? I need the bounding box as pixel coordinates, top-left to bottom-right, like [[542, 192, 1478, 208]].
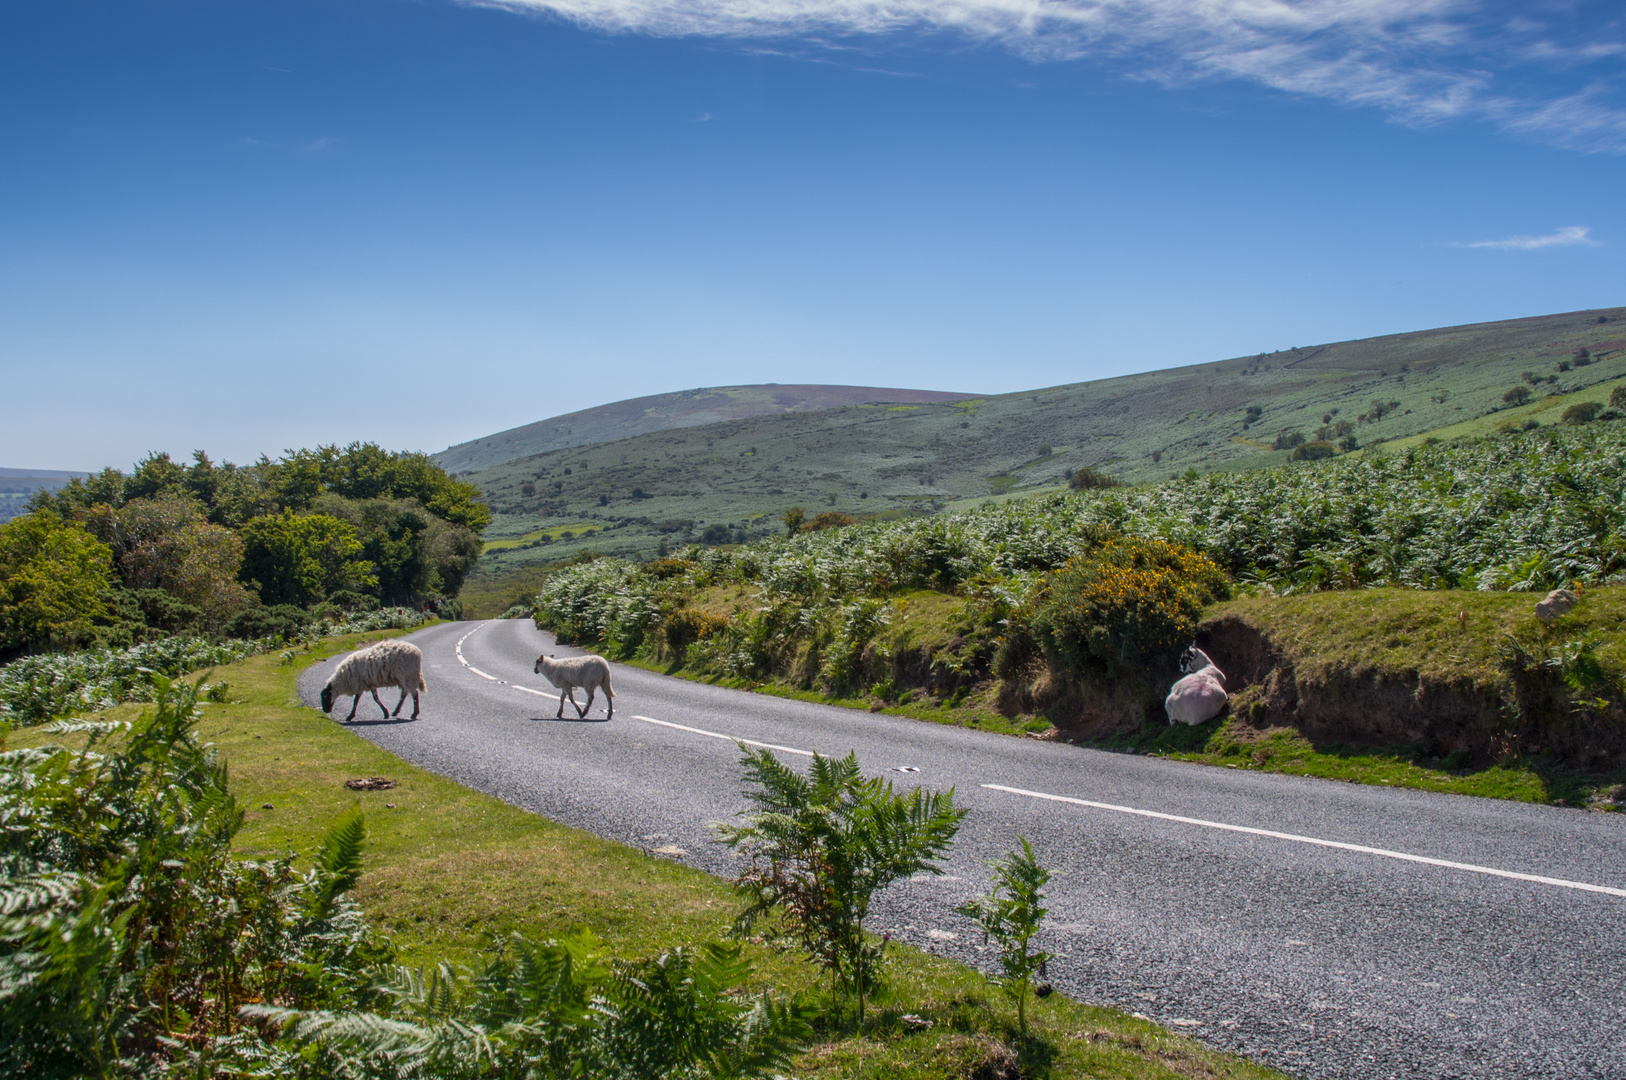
[[298, 620, 1626, 1080]]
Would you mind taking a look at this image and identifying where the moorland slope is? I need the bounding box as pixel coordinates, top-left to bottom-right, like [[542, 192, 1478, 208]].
[[437, 383, 981, 474], [464, 305, 1626, 572]]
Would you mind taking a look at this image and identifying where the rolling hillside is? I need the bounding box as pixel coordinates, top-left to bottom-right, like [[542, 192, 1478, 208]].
[[0, 468, 88, 524], [437, 384, 980, 474], [460, 306, 1626, 582]]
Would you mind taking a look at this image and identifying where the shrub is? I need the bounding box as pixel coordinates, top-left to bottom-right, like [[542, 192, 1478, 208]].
[[0, 677, 390, 1075], [1025, 538, 1229, 680], [800, 511, 857, 532], [1504, 386, 1533, 406], [663, 608, 730, 655], [719, 748, 964, 1021], [1563, 402, 1603, 425], [260, 931, 815, 1080], [1067, 467, 1122, 490], [1272, 430, 1306, 451], [239, 511, 376, 608], [0, 511, 114, 651], [956, 837, 1053, 1037], [646, 557, 696, 580], [1612, 386, 1626, 410], [1292, 439, 1339, 461]]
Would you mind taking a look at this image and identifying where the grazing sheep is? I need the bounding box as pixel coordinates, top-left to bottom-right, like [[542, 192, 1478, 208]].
[[533, 652, 615, 719], [321, 640, 426, 721], [1164, 645, 1228, 726]]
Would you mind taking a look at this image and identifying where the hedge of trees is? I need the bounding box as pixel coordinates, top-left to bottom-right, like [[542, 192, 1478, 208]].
[[2, 443, 489, 654]]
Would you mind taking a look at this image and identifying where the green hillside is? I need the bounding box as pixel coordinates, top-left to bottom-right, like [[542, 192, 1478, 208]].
[[0, 467, 88, 524], [461, 306, 1625, 582], [437, 383, 980, 474]]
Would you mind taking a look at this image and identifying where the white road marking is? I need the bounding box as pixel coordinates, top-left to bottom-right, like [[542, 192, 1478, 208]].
[[455, 621, 586, 700], [982, 784, 1626, 899], [454, 625, 497, 681], [632, 715, 814, 757]]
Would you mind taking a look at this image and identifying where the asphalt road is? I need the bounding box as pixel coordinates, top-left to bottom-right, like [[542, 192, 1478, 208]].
[[298, 619, 1626, 1080]]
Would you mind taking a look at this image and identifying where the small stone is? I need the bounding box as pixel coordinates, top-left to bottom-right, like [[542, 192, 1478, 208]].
[[1535, 587, 1579, 623], [261, 803, 273, 810], [650, 844, 687, 857], [385, 803, 395, 809]]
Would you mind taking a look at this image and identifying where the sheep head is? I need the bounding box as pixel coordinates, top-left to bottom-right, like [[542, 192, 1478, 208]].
[[320, 684, 335, 712]]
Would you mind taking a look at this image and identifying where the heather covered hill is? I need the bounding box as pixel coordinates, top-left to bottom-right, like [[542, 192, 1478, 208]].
[[437, 383, 981, 474]]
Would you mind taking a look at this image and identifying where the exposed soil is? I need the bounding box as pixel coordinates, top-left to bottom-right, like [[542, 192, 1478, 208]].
[[1194, 612, 1626, 769]]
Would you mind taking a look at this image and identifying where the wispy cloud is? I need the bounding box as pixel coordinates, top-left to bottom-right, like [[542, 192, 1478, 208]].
[[1463, 225, 1603, 250], [471, 0, 1626, 152]]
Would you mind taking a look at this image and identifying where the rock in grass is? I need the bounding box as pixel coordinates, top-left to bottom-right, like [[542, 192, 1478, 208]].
[[1535, 588, 1579, 623]]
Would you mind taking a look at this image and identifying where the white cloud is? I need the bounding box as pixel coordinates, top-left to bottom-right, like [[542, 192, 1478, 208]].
[[1463, 225, 1603, 250], [472, 0, 1626, 151]]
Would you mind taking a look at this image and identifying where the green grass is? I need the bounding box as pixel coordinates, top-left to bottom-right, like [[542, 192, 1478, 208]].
[[1072, 588, 1626, 807], [483, 520, 610, 550], [15, 635, 1284, 1079], [562, 580, 1626, 810]]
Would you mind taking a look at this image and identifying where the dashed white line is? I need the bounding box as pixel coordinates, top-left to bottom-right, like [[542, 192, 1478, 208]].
[[632, 715, 814, 757], [982, 783, 1626, 899]]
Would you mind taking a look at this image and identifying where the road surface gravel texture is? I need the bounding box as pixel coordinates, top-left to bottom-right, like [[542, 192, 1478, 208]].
[[298, 620, 1626, 1080]]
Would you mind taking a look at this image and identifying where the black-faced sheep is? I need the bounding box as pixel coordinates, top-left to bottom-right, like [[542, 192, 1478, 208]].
[[1164, 645, 1227, 725], [321, 639, 426, 721], [533, 652, 615, 719]]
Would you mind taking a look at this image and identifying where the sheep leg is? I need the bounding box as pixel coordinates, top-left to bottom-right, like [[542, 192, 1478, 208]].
[[371, 688, 388, 718], [391, 686, 409, 717], [603, 683, 614, 720], [557, 688, 569, 718], [580, 686, 595, 718], [410, 691, 420, 720], [345, 694, 361, 722]]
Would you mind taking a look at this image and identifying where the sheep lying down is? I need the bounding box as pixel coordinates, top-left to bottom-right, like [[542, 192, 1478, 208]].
[[1165, 645, 1227, 725], [321, 640, 426, 721]]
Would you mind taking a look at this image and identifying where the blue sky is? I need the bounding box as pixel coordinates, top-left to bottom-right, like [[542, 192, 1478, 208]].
[[2, 0, 1622, 471]]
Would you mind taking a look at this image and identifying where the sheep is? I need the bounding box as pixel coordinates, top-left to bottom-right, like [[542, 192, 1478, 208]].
[[1164, 644, 1227, 725], [533, 652, 615, 719], [321, 639, 426, 721]]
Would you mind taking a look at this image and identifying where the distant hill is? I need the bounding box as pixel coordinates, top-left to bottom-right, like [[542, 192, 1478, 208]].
[[0, 468, 88, 523], [461, 306, 1626, 576], [437, 384, 981, 474]]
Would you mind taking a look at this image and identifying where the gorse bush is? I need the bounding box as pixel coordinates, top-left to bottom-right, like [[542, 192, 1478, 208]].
[[1023, 538, 1229, 679]]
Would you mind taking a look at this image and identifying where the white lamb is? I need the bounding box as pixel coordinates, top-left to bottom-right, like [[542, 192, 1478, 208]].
[[1164, 644, 1228, 725], [321, 639, 426, 721], [533, 652, 615, 719]]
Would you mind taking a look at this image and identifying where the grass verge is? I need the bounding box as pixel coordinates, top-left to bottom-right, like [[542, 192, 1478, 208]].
[[15, 632, 1283, 1080], [556, 583, 1626, 810]]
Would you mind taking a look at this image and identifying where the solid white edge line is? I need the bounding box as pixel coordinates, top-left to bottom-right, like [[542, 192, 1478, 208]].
[[632, 715, 814, 757], [981, 784, 1626, 899]]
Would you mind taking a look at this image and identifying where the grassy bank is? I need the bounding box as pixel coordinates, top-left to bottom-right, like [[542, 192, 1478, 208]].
[[546, 581, 1626, 810], [14, 633, 1282, 1080]]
